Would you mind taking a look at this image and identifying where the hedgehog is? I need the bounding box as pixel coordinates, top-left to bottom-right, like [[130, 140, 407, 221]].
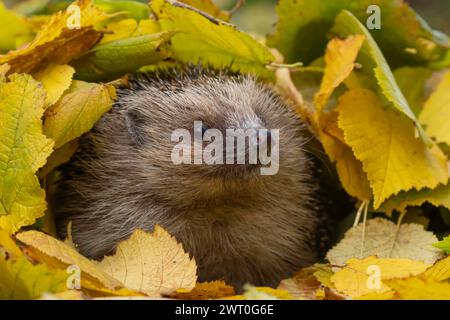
[[54, 66, 329, 289]]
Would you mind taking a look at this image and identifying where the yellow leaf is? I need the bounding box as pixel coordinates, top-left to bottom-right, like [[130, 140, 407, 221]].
[[355, 291, 396, 300], [330, 256, 430, 298], [0, 73, 54, 234], [314, 35, 364, 113], [100, 19, 160, 45], [34, 64, 75, 107], [422, 256, 450, 282], [170, 280, 235, 300], [40, 290, 87, 300], [243, 285, 293, 300], [39, 140, 79, 178], [0, 64, 9, 82], [43, 80, 116, 148], [419, 71, 450, 146], [151, 0, 274, 77], [0, 256, 67, 300], [386, 277, 450, 300], [0, 3, 35, 52], [319, 111, 372, 200], [0, 0, 107, 74], [98, 226, 197, 297], [81, 279, 143, 298], [0, 228, 23, 260], [313, 264, 334, 289], [16, 230, 122, 290], [327, 218, 442, 266], [337, 88, 448, 208]]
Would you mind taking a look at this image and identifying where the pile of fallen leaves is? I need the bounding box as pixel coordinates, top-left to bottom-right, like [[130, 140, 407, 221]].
[[0, 0, 449, 300]]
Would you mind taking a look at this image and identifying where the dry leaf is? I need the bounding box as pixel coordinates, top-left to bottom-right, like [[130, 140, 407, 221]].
[[314, 34, 364, 113], [34, 64, 75, 107], [326, 218, 443, 265], [98, 226, 197, 297]]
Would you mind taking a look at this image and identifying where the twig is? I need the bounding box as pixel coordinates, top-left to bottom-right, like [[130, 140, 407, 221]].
[[389, 210, 406, 257], [353, 200, 367, 227], [359, 201, 369, 258]]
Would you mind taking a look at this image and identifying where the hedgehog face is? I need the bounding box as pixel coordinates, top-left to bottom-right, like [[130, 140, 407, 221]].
[[121, 75, 308, 206]]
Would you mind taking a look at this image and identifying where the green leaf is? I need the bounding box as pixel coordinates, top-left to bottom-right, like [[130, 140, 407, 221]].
[[0, 74, 54, 234], [393, 67, 432, 116], [151, 0, 274, 78], [267, 0, 449, 67], [0, 256, 67, 299], [43, 80, 116, 148], [332, 10, 430, 144], [72, 31, 173, 81], [433, 236, 450, 254], [93, 0, 150, 20]]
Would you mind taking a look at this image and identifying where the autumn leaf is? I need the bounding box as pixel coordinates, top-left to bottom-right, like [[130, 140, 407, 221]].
[[170, 281, 235, 300], [319, 111, 372, 200], [0, 73, 54, 234], [330, 256, 430, 298], [0, 0, 108, 74], [98, 226, 197, 297], [0, 2, 35, 52], [16, 230, 123, 290], [337, 88, 448, 208], [332, 10, 431, 143], [419, 71, 450, 146], [276, 60, 371, 201], [0, 256, 68, 300], [43, 80, 116, 148], [39, 140, 80, 178], [242, 285, 293, 300], [277, 266, 323, 300], [0, 63, 9, 82], [0, 228, 23, 260], [268, 0, 448, 66], [326, 218, 443, 265], [380, 182, 450, 215], [34, 64, 75, 107], [99, 18, 161, 45], [386, 277, 450, 300], [422, 255, 450, 281], [151, 0, 274, 78], [314, 35, 365, 114]]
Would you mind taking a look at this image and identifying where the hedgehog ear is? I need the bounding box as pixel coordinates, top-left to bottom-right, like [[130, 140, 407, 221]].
[[125, 108, 148, 145]]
